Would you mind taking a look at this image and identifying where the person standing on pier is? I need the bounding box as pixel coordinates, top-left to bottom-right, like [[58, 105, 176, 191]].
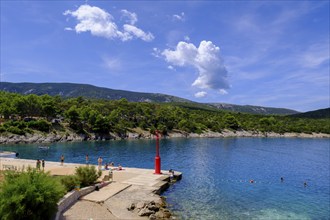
[[60, 155, 64, 166], [86, 154, 89, 165], [42, 159, 45, 170], [36, 159, 41, 170]]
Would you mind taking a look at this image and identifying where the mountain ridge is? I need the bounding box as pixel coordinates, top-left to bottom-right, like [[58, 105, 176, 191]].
[[1, 82, 300, 115], [291, 108, 330, 119]]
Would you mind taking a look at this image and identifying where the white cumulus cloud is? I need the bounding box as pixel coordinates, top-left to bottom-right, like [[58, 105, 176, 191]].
[[64, 4, 154, 42], [195, 91, 207, 98], [162, 40, 229, 93], [123, 24, 154, 42]]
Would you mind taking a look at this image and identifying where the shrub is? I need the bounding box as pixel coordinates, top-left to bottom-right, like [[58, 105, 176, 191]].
[[0, 168, 65, 220], [0, 126, 6, 133], [23, 128, 34, 134], [60, 175, 79, 192], [6, 126, 25, 135], [75, 166, 102, 188], [27, 120, 51, 132]]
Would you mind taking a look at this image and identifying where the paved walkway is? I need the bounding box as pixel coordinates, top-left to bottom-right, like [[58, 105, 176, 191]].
[[81, 182, 131, 203]]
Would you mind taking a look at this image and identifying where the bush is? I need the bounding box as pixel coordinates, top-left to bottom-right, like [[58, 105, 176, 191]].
[[60, 175, 79, 192], [0, 168, 65, 220], [0, 126, 6, 133], [75, 166, 102, 188], [27, 120, 51, 132], [23, 128, 34, 134], [6, 126, 25, 135]]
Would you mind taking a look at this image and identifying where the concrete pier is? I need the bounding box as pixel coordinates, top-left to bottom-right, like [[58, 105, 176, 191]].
[[0, 158, 182, 219]]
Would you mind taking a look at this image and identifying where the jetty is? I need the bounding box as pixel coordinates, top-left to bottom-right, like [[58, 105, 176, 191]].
[[0, 158, 182, 219]]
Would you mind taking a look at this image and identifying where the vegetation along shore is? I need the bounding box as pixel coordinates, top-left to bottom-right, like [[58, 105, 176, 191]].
[[0, 91, 329, 145]]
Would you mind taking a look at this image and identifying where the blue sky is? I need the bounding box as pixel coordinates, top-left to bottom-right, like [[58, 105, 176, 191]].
[[1, 1, 329, 112]]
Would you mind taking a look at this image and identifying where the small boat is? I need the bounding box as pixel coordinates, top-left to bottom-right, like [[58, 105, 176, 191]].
[[38, 146, 50, 150], [0, 151, 17, 158]]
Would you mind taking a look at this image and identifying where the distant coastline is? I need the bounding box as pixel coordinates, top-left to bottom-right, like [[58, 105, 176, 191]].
[[0, 129, 329, 145]]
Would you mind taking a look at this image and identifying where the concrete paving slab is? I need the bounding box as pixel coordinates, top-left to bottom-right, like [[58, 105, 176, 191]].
[[81, 182, 131, 203], [60, 200, 117, 220]]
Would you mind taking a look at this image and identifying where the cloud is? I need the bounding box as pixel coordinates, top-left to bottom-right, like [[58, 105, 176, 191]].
[[64, 4, 154, 42], [102, 56, 122, 71], [219, 89, 228, 95], [152, 48, 161, 58], [173, 12, 185, 21], [300, 42, 329, 68], [123, 24, 154, 42], [162, 40, 229, 93], [195, 91, 207, 98], [121, 9, 137, 25]]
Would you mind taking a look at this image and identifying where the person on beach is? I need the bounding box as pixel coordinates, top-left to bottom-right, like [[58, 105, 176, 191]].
[[36, 159, 41, 170], [118, 164, 122, 170], [98, 157, 103, 170], [109, 168, 113, 180], [42, 159, 45, 170], [86, 154, 89, 165], [60, 155, 64, 166]]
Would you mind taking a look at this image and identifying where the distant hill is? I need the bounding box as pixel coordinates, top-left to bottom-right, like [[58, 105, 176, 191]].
[[0, 82, 191, 103], [291, 108, 330, 119], [207, 103, 299, 115], [1, 82, 298, 115]]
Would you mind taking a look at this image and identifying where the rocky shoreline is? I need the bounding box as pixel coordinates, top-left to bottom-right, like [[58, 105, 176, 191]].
[[0, 129, 329, 145]]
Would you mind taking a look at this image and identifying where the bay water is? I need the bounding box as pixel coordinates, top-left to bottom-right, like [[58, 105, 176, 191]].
[[1, 137, 329, 219]]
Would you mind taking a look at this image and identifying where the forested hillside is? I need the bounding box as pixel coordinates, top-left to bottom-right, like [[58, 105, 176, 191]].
[[0, 82, 191, 103], [291, 108, 330, 119], [1, 82, 298, 115], [0, 92, 329, 138]]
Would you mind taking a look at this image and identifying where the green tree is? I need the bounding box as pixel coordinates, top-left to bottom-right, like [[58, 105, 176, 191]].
[[92, 114, 110, 133], [223, 114, 240, 130], [0, 168, 65, 220], [259, 117, 276, 132]]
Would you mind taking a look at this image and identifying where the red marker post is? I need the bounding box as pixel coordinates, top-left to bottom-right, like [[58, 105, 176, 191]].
[[154, 131, 161, 174]]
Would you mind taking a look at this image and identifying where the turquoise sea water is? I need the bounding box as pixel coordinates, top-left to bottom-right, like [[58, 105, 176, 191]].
[[1, 137, 329, 219]]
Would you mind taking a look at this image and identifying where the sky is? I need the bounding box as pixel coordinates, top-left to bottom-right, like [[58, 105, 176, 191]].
[[0, 1, 329, 112]]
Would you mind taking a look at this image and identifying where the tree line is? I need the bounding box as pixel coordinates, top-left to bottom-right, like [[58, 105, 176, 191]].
[[0, 91, 329, 136]]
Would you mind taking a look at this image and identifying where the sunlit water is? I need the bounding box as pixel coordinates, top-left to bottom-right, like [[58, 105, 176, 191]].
[[1, 137, 329, 219]]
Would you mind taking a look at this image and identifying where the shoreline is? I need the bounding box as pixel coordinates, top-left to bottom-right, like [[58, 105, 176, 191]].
[[0, 129, 329, 145]]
